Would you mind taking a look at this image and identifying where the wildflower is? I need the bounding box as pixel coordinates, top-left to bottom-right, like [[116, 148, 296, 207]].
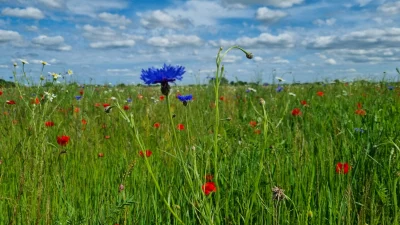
[[259, 98, 265, 106], [50, 72, 60, 80], [67, 69, 73, 75], [263, 82, 269, 86], [219, 96, 225, 101], [110, 96, 117, 101], [45, 121, 54, 127], [75, 96, 82, 100], [335, 162, 350, 174], [6, 100, 16, 105], [19, 59, 29, 64], [354, 128, 365, 133], [40, 60, 50, 66], [159, 95, 165, 101], [123, 105, 130, 110], [291, 108, 302, 116], [288, 92, 296, 97], [202, 182, 217, 195], [81, 119, 87, 125], [57, 135, 70, 146], [74, 107, 80, 113], [357, 102, 362, 109], [32, 97, 40, 105], [249, 121, 257, 127], [246, 87, 257, 93], [43, 92, 56, 102], [276, 86, 283, 92], [355, 109, 366, 116], [119, 184, 124, 192], [153, 122, 160, 128], [104, 135, 110, 139], [177, 124, 185, 130], [300, 100, 307, 106], [13, 62, 17, 67], [79, 90, 84, 95], [276, 77, 285, 82], [137, 94, 143, 99], [272, 186, 286, 201], [178, 94, 193, 106], [140, 64, 185, 96], [317, 91, 324, 97], [126, 97, 132, 103], [254, 129, 261, 134], [139, 150, 152, 157], [388, 86, 394, 91], [0, 90, 2, 96], [98, 153, 104, 158]]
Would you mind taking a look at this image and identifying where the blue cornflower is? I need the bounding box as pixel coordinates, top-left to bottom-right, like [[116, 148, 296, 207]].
[[388, 86, 394, 91], [178, 94, 193, 102], [9, 76, 13, 79], [141, 64, 185, 95], [263, 82, 269, 86], [178, 94, 193, 106], [354, 128, 365, 133], [126, 97, 132, 103], [75, 96, 82, 100], [276, 86, 283, 92]]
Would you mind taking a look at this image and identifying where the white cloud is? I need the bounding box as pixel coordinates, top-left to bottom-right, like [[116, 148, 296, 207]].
[[38, 0, 63, 8], [26, 25, 38, 31], [313, 18, 336, 26], [139, 10, 190, 29], [255, 7, 287, 23], [98, 12, 132, 28], [65, 0, 128, 16], [356, 0, 372, 7], [325, 58, 337, 65], [213, 32, 296, 48], [90, 40, 135, 48], [222, 0, 303, 8], [1, 7, 44, 20], [31, 35, 72, 51], [222, 55, 242, 63], [147, 35, 202, 48], [107, 69, 131, 73], [253, 56, 263, 62], [0, 64, 8, 68], [378, 2, 400, 14], [0, 29, 21, 43], [270, 56, 289, 64]]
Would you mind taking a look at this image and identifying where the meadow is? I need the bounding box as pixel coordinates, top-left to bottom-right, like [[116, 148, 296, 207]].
[[0, 48, 399, 225]]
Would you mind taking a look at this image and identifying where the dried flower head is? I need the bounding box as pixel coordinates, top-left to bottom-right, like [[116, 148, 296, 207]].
[[272, 186, 286, 201]]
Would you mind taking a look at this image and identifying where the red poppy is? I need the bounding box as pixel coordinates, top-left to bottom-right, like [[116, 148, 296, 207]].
[[335, 162, 350, 174], [177, 124, 185, 130], [123, 105, 129, 110], [355, 109, 366, 116], [79, 90, 84, 95], [32, 97, 40, 105], [219, 96, 225, 101], [357, 102, 362, 109], [254, 129, 261, 134], [98, 153, 104, 158], [291, 108, 302, 116], [153, 122, 160, 128], [74, 107, 80, 113], [45, 121, 54, 127], [202, 182, 217, 195], [317, 91, 324, 97], [159, 96, 165, 101], [94, 103, 101, 107], [249, 121, 257, 127], [137, 94, 143, 99], [300, 100, 307, 106], [81, 119, 87, 125], [6, 100, 16, 105], [103, 103, 110, 108], [139, 150, 152, 157], [0, 90, 2, 96], [104, 135, 110, 139], [57, 135, 70, 146]]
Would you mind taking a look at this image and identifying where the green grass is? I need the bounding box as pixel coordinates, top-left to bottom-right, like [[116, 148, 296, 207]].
[[0, 74, 399, 224]]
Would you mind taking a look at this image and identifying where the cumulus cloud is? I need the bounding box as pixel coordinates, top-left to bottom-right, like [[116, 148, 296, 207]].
[[31, 35, 71, 51], [65, 0, 128, 16], [147, 35, 202, 48], [1, 7, 44, 20], [356, 0, 372, 7], [313, 18, 336, 26], [255, 7, 287, 23], [38, 0, 63, 8], [222, 55, 242, 63], [325, 58, 337, 65], [378, 2, 400, 14], [253, 56, 263, 62], [222, 0, 303, 8], [270, 56, 289, 64], [211, 32, 295, 48], [82, 24, 143, 49], [0, 29, 22, 43], [98, 12, 132, 28], [139, 10, 190, 29]]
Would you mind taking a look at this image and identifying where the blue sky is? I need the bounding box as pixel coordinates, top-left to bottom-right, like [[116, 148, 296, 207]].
[[0, 0, 399, 85]]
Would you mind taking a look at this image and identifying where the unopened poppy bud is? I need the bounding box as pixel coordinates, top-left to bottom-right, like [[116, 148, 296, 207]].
[[246, 52, 253, 59]]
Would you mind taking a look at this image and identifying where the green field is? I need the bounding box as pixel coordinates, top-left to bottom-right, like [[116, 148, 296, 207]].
[[0, 57, 399, 225]]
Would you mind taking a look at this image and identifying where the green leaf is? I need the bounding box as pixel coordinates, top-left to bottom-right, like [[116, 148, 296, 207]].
[[396, 68, 400, 75]]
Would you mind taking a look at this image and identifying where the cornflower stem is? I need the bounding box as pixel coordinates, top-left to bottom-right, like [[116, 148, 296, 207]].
[[117, 105, 184, 225]]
